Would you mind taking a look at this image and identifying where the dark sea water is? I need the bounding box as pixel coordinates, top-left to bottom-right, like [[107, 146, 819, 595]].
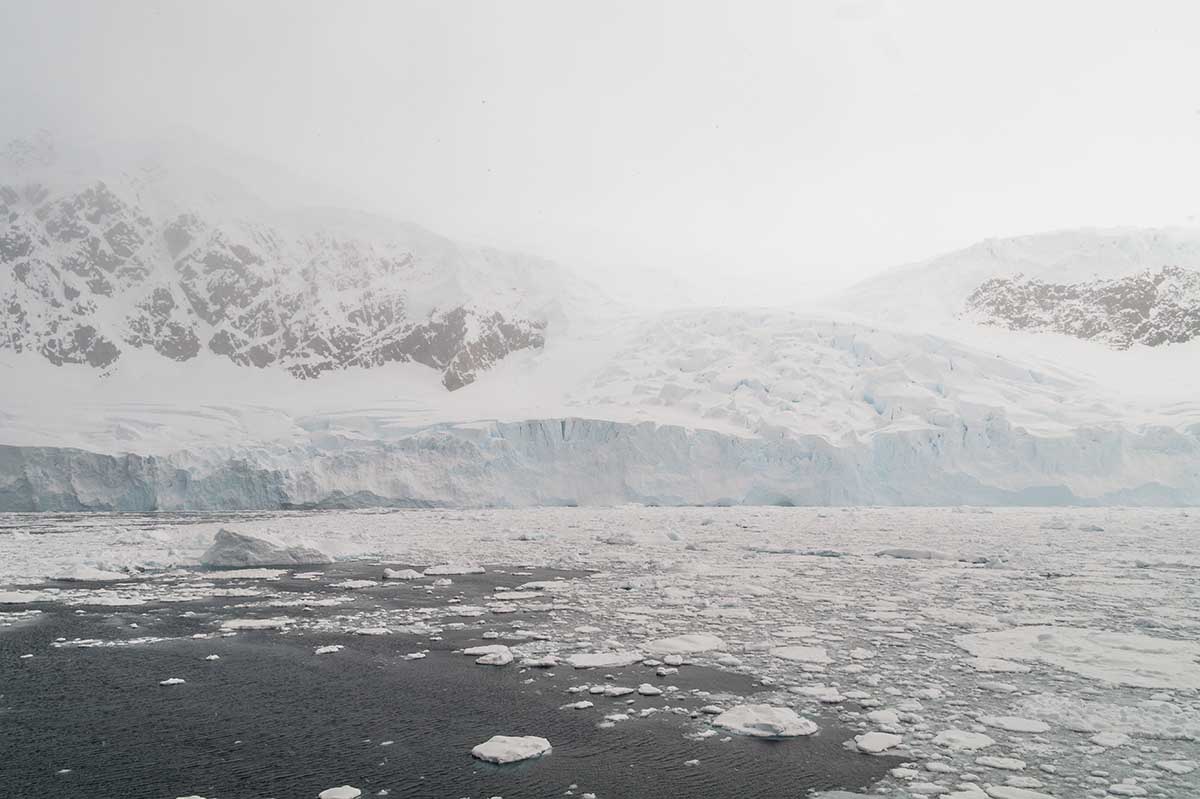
[[0, 563, 897, 799]]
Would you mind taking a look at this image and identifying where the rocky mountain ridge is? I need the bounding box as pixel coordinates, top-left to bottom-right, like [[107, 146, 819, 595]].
[[0, 134, 557, 389], [963, 266, 1200, 348]]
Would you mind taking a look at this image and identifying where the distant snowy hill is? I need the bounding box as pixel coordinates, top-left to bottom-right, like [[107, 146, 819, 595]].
[[836, 228, 1200, 332], [2, 134, 1199, 509], [0, 131, 587, 389]]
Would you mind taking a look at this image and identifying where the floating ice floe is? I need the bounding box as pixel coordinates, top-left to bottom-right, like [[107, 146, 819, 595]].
[[50, 564, 130, 581], [957, 626, 1200, 689], [770, 645, 831, 664], [1156, 760, 1196, 774], [423, 564, 485, 576], [221, 617, 293, 631], [711, 704, 818, 737], [932, 729, 996, 751], [978, 716, 1049, 734], [331, 579, 378, 590], [520, 655, 559, 668], [982, 786, 1053, 798], [876, 548, 953, 560], [464, 644, 513, 665], [0, 590, 51, 604], [643, 633, 725, 655], [1090, 731, 1131, 747], [206, 569, 289, 580], [201, 529, 331, 568], [317, 786, 361, 799], [382, 568, 423, 580], [470, 735, 551, 764], [1014, 692, 1200, 740], [854, 732, 902, 753], [159, 677, 186, 686], [790, 684, 845, 703], [566, 651, 643, 669], [966, 657, 1031, 674], [315, 645, 344, 655]]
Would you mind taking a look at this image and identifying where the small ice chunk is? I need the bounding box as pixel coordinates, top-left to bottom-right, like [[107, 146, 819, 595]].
[[1090, 732, 1131, 748], [423, 564, 485, 576], [463, 645, 513, 666], [967, 657, 1031, 674], [855, 732, 902, 753], [51, 565, 129, 582], [0, 591, 52, 604], [975, 756, 1026, 771], [566, 651, 643, 669], [221, 617, 293, 631], [315, 645, 344, 655], [318, 787, 362, 799], [643, 633, 725, 655], [331, 580, 378, 590], [1155, 760, 1196, 774], [770, 645, 831, 664], [979, 716, 1049, 734], [876, 548, 951, 560], [159, 677, 186, 686], [933, 729, 996, 751], [983, 788, 1054, 799], [867, 709, 901, 725], [470, 735, 552, 764], [382, 568, 423, 580], [562, 700, 594, 710]]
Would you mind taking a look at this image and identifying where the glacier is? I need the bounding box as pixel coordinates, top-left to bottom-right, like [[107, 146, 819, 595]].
[[4, 132, 1200, 510], [2, 414, 1196, 511]]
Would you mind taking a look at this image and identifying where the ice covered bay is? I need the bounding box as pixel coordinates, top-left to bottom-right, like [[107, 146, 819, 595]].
[[0, 506, 1197, 797]]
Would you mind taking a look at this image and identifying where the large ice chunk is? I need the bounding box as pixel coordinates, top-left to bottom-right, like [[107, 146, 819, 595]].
[[712, 704, 818, 737], [471, 735, 552, 764], [201, 529, 331, 568]]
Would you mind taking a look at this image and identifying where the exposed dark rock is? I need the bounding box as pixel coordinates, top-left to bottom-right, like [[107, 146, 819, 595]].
[[964, 266, 1200, 348]]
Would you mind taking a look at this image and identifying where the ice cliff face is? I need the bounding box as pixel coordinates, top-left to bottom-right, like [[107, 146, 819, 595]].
[[963, 266, 1200, 348], [0, 133, 555, 389], [2, 416, 1197, 511]]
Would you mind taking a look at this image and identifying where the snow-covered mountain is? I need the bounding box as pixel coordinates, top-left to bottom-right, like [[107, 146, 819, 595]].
[[0, 131, 582, 389], [3, 134, 1199, 509], [836, 228, 1200, 331]]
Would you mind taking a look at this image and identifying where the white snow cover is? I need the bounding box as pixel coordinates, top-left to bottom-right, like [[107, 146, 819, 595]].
[[470, 735, 552, 764]]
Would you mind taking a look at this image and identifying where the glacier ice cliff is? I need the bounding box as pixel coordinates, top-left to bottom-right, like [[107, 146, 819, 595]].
[[1, 417, 1197, 511]]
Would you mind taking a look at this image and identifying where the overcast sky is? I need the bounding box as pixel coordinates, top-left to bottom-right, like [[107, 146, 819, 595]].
[[3, 0, 1200, 304]]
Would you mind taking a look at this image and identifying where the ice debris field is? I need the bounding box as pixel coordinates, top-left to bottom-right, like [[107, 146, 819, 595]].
[[1, 505, 1198, 798]]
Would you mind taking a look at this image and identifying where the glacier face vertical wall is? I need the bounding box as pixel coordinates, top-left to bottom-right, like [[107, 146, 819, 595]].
[[1, 417, 1197, 511]]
